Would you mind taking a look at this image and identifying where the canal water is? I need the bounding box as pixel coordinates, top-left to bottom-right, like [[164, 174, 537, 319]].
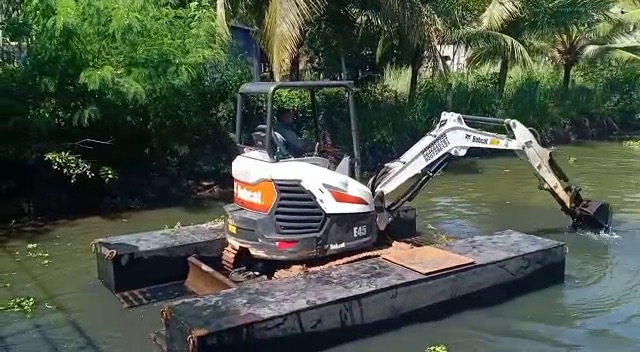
[[1, 141, 639, 352]]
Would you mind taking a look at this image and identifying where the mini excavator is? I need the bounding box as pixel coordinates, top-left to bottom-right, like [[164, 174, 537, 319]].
[[222, 80, 612, 279]]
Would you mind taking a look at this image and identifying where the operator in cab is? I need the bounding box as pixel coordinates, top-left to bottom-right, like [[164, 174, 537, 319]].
[[275, 108, 337, 157]]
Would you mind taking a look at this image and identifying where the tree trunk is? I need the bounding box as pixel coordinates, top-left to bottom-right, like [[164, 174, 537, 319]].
[[289, 50, 300, 81], [497, 58, 509, 97], [562, 63, 574, 92], [340, 52, 348, 80], [409, 49, 423, 103]]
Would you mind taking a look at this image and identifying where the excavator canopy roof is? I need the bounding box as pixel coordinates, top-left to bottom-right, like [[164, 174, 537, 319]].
[[237, 80, 355, 94], [233, 79, 362, 180]]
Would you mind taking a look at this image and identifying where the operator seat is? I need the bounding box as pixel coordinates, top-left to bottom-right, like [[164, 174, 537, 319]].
[[251, 125, 332, 169], [251, 125, 290, 157]]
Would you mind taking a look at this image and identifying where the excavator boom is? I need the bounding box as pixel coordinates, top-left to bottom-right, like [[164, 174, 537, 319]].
[[369, 112, 612, 233]]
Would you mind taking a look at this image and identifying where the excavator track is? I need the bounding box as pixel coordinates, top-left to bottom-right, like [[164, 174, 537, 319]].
[[222, 246, 237, 271], [271, 241, 415, 280], [222, 245, 246, 273], [219, 239, 420, 283]]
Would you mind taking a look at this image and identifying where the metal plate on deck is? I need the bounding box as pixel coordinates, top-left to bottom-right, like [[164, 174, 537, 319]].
[[115, 281, 188, 308], [381, 246, 476, 275]]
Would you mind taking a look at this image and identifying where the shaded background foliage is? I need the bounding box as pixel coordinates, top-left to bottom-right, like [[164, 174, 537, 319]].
[[1, 0, 640, 221]]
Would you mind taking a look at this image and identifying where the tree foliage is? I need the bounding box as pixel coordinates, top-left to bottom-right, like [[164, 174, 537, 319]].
[[1, 0, 248, 219], [1, 0, 640, 220]]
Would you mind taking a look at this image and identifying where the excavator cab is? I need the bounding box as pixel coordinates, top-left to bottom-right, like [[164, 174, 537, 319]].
[[231, 80, 363, 181]]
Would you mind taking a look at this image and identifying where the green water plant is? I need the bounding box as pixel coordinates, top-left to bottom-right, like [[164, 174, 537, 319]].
[[14, 243, 52, 266], [622, 140, 640, 149], [426, 344, 448, 352], [0, 297, 37, 318], [22, 243, 51, 266]]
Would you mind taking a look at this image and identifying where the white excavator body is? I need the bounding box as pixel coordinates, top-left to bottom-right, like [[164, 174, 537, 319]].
[[226, 148, 378, 261], [225, 110, 612, 263]]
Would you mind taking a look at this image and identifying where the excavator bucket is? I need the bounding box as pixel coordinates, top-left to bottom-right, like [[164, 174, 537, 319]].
[[184, 255, 237, 295], [572, 200, 613, 233]]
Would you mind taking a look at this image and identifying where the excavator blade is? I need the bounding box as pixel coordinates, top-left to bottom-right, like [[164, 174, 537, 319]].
[[571, 200, 613, 233], [184, 255, 237, 295]]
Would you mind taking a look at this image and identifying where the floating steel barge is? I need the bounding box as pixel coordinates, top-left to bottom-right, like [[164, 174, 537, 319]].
[[91, 208, 566, 352]]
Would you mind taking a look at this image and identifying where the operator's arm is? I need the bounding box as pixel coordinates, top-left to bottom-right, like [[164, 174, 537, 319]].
[[276, 125, 314, 156]]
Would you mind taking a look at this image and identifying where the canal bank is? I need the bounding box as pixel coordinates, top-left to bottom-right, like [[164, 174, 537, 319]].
[[2, 124, 638, 227], [1, 141, 639, 351]]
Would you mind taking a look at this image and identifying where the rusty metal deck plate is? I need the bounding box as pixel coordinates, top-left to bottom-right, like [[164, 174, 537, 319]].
[[381, 246, 476, 275]]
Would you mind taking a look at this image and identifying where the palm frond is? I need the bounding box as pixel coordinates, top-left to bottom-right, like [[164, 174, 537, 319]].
[[455, 29, 533, 69], [591, 8, 640, 43], [619, 8, 640, 21], [375, 33, 392, 64], [479, 0, 524, 31], [583, 42, 640, 62], [581, 42, 640, 70], [354, 0, 442, 46], [262, 0, 326, 76]]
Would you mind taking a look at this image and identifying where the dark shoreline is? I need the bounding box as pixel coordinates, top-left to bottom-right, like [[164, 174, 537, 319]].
[[1, 129, 638, 231]]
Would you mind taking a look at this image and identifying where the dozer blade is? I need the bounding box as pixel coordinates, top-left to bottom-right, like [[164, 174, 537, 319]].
[[184, 255, 237, 295], [571, 200, 613, 233]]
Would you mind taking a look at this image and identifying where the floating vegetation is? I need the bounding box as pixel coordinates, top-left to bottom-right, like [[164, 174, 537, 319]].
[[423, 224, 454, 245], [2, 243, 57, 319], [426, 345, 448, 352], [0, 297, 37, 318], [15, 243, 52, 266], [622, 140, 640, 149]]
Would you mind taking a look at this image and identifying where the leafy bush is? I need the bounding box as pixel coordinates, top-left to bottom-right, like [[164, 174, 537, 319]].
[[2, 1, 640, 220], [0, 0, 251, 219]]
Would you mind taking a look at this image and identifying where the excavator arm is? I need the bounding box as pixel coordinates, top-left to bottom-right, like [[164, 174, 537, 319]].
[[369, 111, 613, 233]]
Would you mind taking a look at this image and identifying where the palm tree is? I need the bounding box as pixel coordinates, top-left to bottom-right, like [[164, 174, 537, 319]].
[[215, 0, 448, 82], [370, 0, 527, 102], [541, 5, 640, 91], [466, 0, 640, 95], [367, 4, 446, 102], [464, 0, 534, 96]]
